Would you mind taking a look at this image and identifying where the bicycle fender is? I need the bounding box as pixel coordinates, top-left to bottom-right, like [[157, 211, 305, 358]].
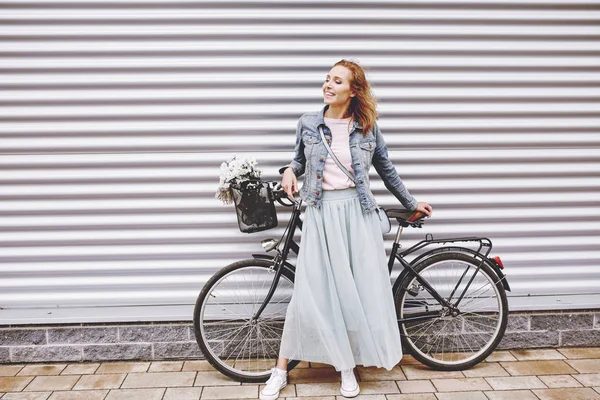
[[251, 253, 297, 276], [396, 247, 511, 293]]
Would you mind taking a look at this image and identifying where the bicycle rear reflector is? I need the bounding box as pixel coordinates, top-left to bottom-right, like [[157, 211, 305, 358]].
[[492, 256, 505, 269]]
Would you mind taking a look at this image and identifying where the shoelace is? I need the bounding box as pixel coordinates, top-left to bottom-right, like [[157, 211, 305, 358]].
[[266, 367, 285, 385]]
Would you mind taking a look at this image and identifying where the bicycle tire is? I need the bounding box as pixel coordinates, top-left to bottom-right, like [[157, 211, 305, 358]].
[[193, 258, 301, 382], [395, 252, 508, 371]]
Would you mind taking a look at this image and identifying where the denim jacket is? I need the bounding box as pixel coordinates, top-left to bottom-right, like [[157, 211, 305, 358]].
[[279, 105, 418, 212]]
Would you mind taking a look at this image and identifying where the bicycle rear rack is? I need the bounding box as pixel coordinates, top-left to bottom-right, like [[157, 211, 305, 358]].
[[400, 233, 493, 259]]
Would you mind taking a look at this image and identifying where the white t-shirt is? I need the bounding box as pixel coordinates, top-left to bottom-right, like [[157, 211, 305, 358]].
[[322, 117, 357, 190]]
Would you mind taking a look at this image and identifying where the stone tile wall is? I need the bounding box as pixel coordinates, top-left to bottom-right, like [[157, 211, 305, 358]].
[[0, 310, 598, 364]]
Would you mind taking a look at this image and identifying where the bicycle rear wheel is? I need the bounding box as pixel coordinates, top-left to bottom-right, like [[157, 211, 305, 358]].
[[395, 252, 508, 370], [193, 258, 301, 382]]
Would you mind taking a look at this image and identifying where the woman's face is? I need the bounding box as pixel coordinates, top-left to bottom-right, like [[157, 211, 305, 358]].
[[322, 65, 355, 108]]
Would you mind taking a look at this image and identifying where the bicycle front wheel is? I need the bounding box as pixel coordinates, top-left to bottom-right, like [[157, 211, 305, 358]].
[[193, 258, 301, 382], [395, 252, 508, 370]]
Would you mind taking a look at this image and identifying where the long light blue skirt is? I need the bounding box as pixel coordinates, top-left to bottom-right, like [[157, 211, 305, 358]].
[[278, 187, 403, 371]]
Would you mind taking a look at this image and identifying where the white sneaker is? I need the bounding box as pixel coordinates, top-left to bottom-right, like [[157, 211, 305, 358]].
[[340, 368, 360, 397], [259, 367, 287, 400]]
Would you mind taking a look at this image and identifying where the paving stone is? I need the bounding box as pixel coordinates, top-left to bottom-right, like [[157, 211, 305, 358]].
[[398, 355, 420, 365], [485, 351, 517, 362], [121, 371, 195, 388], [105, 388, 165, 400], [0, 329, 46, 346], [119, 325, 189, 342], [532, 387, 600, 400], [199, 385, 257, 399], [434, 392, 487, 400], [396, 379, 436, 393], [309, 362, 332, 368], [356, 366, 405, 381], [48, 390, 109, 400], [288, 367, 340, 384], [333, 396, 386, 399], [182, 360, 215, 372], [500, 360, 577, 375], [484, 390, 539, 400], [401, 365, 464, 380], [96, 362, 150, 374], [24, 376, 79, 392], [0, 376, 34, 392], [431, 377, 492, 392], [48, 328, 117, 344], [484, 376, 547, 390], [83, 344, 151, 362], [193, 371, 240, 386], [258, 383, 295, 397], [573, 373, 600, 386], [530, 313, 593, 331], [11, 347, 82, 363], [17, 365, 66, 376], [0, 366, 24, 377], [510, 349, 565, 360], [60, 364, 99, 375], [284, 397, 335, 400], [163, 387, 203, 400], [538, 374, 582, 388], [148, 361, 183, 372], [72, 374, 125, 390], [462, 363, 509, 378], [294, 361, 311, 369], [558, 348, 600, 359], [386, 395, 437, 400], [295, 382, 339, 397], [566, 359, 600, 373], [352, 381, 399, 394], [1, 392, 52, 400]]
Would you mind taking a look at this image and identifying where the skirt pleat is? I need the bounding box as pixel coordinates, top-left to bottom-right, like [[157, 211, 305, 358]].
[[278, 187, 403, 371]]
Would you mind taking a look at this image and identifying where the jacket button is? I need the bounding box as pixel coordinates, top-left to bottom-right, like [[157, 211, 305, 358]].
[[316, 191, 320, 195], [316, 174, 321, 179], [319, 157, 324, 161]]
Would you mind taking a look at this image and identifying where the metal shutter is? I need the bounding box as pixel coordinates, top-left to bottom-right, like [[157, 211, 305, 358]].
[[1, 0, 599, 323]]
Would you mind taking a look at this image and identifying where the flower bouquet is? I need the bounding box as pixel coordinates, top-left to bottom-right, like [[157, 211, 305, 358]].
[[215, 155, 277, 233], [215, 155, 262, 204]]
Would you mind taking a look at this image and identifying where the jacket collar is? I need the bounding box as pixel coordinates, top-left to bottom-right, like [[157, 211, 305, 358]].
[[318, 104, 363, 131]]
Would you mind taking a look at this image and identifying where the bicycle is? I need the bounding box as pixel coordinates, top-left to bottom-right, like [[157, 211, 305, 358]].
[[193, 180, 510, 383]]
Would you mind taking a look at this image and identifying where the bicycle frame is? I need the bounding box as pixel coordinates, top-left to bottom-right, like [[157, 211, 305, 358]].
[[251, 199, 509, 326]]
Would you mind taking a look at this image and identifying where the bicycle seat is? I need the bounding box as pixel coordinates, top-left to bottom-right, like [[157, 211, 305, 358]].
[[386, 209, 427, 228]]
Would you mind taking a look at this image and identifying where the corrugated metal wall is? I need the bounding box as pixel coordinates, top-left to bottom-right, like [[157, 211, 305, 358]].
[[1, 0, 599, 324]]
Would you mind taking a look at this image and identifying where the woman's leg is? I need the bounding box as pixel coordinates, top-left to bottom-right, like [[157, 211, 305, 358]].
[[276, 357, 288, 370]]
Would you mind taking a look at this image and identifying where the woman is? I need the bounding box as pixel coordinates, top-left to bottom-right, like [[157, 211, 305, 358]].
[[260, 59, 433, 400]]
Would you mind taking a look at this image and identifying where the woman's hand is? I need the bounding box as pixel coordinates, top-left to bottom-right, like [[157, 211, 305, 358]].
[[415, 201, 433, 217], [282, 167, 298, 200]]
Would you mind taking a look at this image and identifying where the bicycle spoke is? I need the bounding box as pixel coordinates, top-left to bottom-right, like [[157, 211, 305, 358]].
[[196, 263, 295, 378], [399, 254, 507, 368]]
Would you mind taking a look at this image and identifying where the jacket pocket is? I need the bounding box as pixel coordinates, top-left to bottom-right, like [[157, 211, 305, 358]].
[[359, 141, 375, 167]]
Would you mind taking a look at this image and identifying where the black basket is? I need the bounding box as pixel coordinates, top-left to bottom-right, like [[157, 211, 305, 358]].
[[230, 179, 278, 233]]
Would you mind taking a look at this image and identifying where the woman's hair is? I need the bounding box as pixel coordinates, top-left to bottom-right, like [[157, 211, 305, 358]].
[[334, 59, 378, 135]]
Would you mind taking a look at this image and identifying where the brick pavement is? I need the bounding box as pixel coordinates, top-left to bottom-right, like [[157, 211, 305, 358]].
[[0, 348, 599, 399]]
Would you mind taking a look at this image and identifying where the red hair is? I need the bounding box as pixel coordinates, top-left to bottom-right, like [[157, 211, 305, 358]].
[[334, 59, 378, 135]]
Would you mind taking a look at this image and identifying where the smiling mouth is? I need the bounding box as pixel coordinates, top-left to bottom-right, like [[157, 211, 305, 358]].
[[324, 91, 335, 96]]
